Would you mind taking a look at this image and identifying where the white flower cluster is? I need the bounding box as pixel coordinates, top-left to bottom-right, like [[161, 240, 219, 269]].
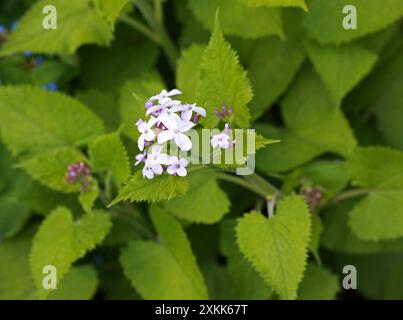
[[135, 89, 236, 179]]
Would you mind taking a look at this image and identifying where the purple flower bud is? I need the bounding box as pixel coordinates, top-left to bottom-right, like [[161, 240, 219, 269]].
[[65, 161, 92, 191], [224, 123, 231, 135], [144, 140, 153, 147], [145, 100, 153, 109], [193, 114, 200, 123], [301, 187, 322, 211]]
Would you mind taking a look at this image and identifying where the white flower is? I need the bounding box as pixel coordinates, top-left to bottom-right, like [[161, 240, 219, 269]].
[[167, 156, 189, 177], [211, 132, 231, 149], [146, 99, 181, 117], [137, 117, 158, 151], [135, 151, 147, 166], [148, 89, 182, 103], [171, 103, 206, 121], [157, 107, 182, 128], [141, 145, 169, 179], [157, 117, 195, 151], [147, 145, 169, 165]]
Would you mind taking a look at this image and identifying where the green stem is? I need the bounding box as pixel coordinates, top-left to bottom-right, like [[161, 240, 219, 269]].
[[119, 15, 160, 43], [131, 0, 177, 70], [104, 171, 112, 201], [111, 209, 154, 239], [330, 188, 370, 204], [214, 172, 269, 199], [244, 172, 279, 196]]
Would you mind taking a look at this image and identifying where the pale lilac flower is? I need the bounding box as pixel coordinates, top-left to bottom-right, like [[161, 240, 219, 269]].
[[167, 156, 188, 177], [148, 89, 182, 103], [157, 107, 182, 129], [141, 146, 169, 179], [215, 105, 233, 119], [135, 151, 147, 166], [146, 99, 181, 117], [137, 117, 158, 151], [171, 103, 206, 121], [145, 100, 154, 109], [147, 145, 169, 165], [211, 123, 235, 149], [211, 132, 231, 149], [157, 117, 195, 151]]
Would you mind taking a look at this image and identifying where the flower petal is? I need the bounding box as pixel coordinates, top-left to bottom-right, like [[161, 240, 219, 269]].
[[181, 109, 192, 121], [169, 156, 179, 165], [193, 106, 206, 117], [167, 89, 182, 96], [175, 133, 192, 151], [179, 157, 189, 167], [166, 166, 177, 175], [138, 136, 145, 151], [157, 130, 176, 144], [176, 166, 187, 177], [178, 120, 196, 133], [151, 163, 163, 175]]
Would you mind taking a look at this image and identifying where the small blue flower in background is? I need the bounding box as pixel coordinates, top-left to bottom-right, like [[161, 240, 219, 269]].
[[94, 255, 103, 266], [0, 24, 6, 34], [34, 55, 45, 67], [42, 82, 58, 91], [10, 20, 18, 31], [23, 50, 32, 57]]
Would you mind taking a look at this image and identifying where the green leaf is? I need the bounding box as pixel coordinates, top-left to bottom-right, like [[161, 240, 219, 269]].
[[109, 171, 189, 206], [162, 171, 230, 224], [306, 40, 378, 106], [76, 89, 120, 132], [255, 124, 322, 173], [30, 207, 111, 299], [303, 0, 403, 44], [120, 206, 208, 299], [196, 14, 252, 128], [176, 44, 205, 103], [48, 265, 99, 300], [281, 66, 357, 157], [247, 10, 306, 119], [301, 160, 350, 194], [0, 0, 113, 57], [79, 25, 159, 91], [188, 0, 283, 39], [350, 46, 403, 149], [0, 194, 31, 240], [89, 132, 130, 186], [0, 86, 104, 156], [256, 67, 357, 173], [347, 147, 403, 240], [0, 227, 37, 299], [308, 213, 323, 263], [333, 253, 403, 300], [220, 219, 272, 299], [78, 180, 99, 213], [95, 0, 128, 27], [241, 0, 307, 11], [119, 73, 165, 142], [236, 195, 311, 299], [322, 200, 403, 254], [0, 171, 32, 240], [297, 263, 339, 300], [20, 148, 86, 193]]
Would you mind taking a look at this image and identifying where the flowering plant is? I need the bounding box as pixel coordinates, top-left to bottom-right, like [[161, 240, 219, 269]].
[[0, 0, 402, 302]]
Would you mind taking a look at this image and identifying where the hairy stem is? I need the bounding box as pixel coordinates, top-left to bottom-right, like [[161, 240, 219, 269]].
[[214, 172, 271, 199], [330, 188, 370, 204], [129, 0, 177, 70], [119, 15, 160, 43]]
